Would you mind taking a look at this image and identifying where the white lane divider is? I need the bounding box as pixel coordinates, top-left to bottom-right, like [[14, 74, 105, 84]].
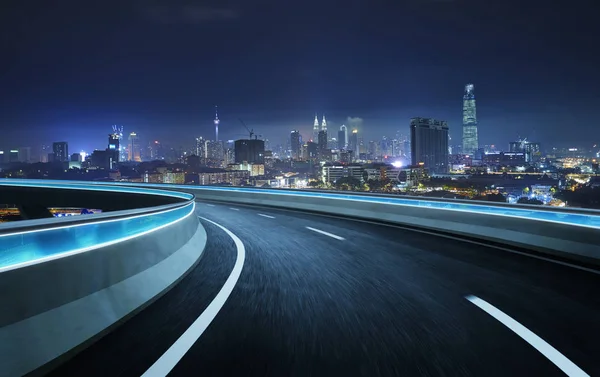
[[142, 217, 246, 377], [206, 204, 215, 207], [229, 208, 240, 211], [258, 214, 275, 219], [305, 226, 345, 241], [465, 295, 589, 377]]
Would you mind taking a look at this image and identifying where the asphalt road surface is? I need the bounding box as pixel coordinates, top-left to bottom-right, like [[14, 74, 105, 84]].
[[47, 201, 600, 377]]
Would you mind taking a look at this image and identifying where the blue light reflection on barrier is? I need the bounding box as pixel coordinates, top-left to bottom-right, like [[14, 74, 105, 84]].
[[2, 179, 600, 229], [0, 179, 193, 200], [96, 183, 600, 229], [0, 202, 195, 271]]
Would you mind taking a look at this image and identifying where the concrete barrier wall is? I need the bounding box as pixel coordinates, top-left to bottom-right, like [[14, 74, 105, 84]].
[[0, 186, 206, 377], [44, 180, 599, 264], [183, 188, 600, 266]]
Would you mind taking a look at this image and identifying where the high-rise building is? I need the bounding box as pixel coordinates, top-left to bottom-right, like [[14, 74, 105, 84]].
[[349, 129, 358, 158], [195, 137, 205, 158], [18, 147, 31, 163], [410, 117, 449, 174], [290, 130, 301, 160], [321, 115, 327, 132], [112, 125, 127, 162], [338, 125, 348, 150], [462, 84, 478, 155], [313, 114, 320, 141], [234, 139, 265, 164], [214, 106, 220, 141], [128, 132, 141, 162], [108, 134, 120, 162], [318, 130, 328, 159], [509, 139, 541, 162], [8, 150, 19, 163], [205, 140, 223, 161], [52, 142, 68, 162]]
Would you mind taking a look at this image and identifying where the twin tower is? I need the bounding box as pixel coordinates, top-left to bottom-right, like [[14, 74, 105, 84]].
[[312, 114, 327, 141]]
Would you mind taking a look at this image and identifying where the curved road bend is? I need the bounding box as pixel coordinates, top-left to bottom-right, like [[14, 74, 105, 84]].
[[48, 201, 599, 377]]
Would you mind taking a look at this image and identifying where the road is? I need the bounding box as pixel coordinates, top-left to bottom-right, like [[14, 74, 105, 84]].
[[48, 201, 600, 377]]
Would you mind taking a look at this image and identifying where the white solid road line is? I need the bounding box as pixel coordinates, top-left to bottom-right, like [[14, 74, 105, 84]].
[[229, 208, 240, 211], [206, 204, 215, 207], [258, 214, 275, 219], [142, 217, 246, 377], [305, 226, 345, 240], [465, 295, 589, 377]]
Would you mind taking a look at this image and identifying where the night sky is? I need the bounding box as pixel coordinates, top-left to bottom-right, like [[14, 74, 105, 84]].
[[2, 0, 599, 153]]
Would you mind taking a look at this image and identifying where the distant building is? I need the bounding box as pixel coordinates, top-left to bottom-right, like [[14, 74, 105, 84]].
[[128, 132, 141, 162], [306, 141, 318, 160], [509, 139, 541, 162], [321, 165, 364, 184], [205, 140, 224, 161], [338, 125, 348, 150], [198, 170, 249, 186], [462, 84, 478, 155], [349, 129, 359, 159], [483, 152, 526, 166], [18, 147, 31, 163], [318, 130, 328, 159], [410, 117, 449, 174], [234, 139, 265, 164], [52, 142, 68, 162], [290, 130, 301, 160], [108, 134, 120, 160]]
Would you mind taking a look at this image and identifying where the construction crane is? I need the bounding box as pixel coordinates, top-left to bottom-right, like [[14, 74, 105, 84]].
[[238, 118, 262, 140]]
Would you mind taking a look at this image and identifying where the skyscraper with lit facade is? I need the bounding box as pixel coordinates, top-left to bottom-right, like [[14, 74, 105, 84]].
[[462, 84, 478, 155], [338, 125, 347, 150], [313, 114, 320, 141], [128, 132, 141, 162]]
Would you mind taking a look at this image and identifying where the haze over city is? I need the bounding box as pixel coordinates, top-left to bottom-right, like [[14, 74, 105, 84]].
[[2, 0, 600, 153]]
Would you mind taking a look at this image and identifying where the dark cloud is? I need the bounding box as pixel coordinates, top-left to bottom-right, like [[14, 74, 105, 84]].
[[142, 5, 240, 24]]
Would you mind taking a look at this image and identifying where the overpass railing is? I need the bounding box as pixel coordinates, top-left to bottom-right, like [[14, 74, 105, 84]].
[[10, 179, 596, 229], [0, 180, 206, 377]]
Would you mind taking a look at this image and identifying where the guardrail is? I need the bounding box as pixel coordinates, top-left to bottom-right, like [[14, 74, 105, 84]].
[[50, 180, 600, 266], [20, 179, 597, 228], [0, 180, 206, 377]]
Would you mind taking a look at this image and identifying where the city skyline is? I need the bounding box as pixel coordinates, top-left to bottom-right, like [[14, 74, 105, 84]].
[[2, 1, 600, 152]]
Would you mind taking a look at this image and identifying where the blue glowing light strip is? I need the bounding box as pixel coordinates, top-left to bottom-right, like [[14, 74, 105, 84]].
[[102, 182, 600, 229], [0, 201, 195, 273]]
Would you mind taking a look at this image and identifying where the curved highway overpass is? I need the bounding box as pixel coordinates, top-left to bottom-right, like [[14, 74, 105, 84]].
[[0, 179, 598, 377]]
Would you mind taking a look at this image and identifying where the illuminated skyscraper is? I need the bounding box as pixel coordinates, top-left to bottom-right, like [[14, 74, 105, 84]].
[[128, 132, 141, 162], [462, 84, 478, 155], [214, 106, 220, 141], [196, 137, 205, 158], [313, 114, 320, 141], [338, 125, 348, 150], [321, 115, 327, 132], [112, 125, 127, 162], [108, 134, 120, 159]]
